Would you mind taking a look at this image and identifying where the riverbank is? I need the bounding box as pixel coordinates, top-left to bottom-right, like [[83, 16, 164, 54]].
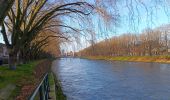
[[51, 60, 67, 100], [53, 72, 67, 100], [49, 72, 56, 100], [49, 71, 66, 100], [84, 56, 170, 63], [0, 60, 52, 99]]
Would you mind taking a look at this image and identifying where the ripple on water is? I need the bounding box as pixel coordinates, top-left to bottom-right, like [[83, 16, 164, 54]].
[[52, 58, 170, 100]]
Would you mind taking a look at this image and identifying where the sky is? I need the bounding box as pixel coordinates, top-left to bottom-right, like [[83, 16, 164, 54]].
[[1, 0, 170, 52], [60, 0, 170, 52]]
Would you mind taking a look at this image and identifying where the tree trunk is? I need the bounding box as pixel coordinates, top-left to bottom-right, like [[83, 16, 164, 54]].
[[19, 50, 27, 64], [149, 45, 152, 56], [8, 51, 17, 70]]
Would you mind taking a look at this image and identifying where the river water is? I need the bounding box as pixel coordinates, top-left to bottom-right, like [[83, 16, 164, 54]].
[[52, 58, 170, 100]]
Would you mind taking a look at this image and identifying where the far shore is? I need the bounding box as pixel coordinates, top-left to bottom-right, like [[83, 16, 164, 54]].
[[83, 56, 170, 64]]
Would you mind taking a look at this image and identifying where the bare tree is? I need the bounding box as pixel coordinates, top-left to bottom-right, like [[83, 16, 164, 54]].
[[1, 0, 93, 69], [0, 0, 14, 25]]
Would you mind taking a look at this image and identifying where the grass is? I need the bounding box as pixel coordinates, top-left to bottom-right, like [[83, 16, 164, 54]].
[[43, 69, 66, 100], [84, 55, 170, 64], [48, 72, 56, 100], [0, 61, 39, 99], [53, 73, 67, 100], [49, 73, 55, 87]]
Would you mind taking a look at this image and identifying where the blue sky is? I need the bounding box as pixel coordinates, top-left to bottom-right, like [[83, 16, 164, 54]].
[[60, 0, 170, 52]]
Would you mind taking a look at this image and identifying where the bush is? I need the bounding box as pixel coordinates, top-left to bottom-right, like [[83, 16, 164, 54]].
[[0, 59, 2, 65], [2, 58, 8, 64]]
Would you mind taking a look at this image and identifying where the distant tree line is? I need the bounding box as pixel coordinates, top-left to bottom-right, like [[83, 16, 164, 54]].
[[79, 28, 170, 57]]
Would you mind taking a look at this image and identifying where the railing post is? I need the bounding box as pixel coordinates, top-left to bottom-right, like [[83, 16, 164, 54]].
[[47, 74, 50, 99], [47, 74, 50, 96], [44, 76, 48, 100], [39, 85, 43, 100], [29, 73, 49, 100], [45, 74, 50, 100]]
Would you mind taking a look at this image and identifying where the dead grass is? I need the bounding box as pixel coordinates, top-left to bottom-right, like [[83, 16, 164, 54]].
[[84, 56, 170, 64]]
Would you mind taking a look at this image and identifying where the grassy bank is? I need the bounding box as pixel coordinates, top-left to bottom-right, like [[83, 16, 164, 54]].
[[0, 60, 52, 99], [48, 72, 56, 100], [53, 72, 66, 100], [85, 56, 170, 63], [0, 61, 39, 99]]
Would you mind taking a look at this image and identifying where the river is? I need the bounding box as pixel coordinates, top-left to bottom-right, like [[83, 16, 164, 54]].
[[52, 58, 170, 100]]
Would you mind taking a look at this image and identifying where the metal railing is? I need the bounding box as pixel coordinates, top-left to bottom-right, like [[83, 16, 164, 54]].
[[29, 73, 50, 100]]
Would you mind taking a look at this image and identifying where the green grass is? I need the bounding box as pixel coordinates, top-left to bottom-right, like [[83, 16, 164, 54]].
[[0, 61, 39, 99], [49, 73, 55, 86], [48, 73, 56, 100], [53, 73, 66, 100]]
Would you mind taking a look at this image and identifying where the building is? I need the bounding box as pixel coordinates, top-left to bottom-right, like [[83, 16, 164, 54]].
[[0, 43, 8, 58], [66, 51, 74, 57]]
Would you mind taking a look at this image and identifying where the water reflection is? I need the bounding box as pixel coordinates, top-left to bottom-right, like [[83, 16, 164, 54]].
[[52, 58, 170, 100]]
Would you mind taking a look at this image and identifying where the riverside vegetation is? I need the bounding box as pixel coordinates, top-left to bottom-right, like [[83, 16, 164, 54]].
[[85, 56, 170, 64], [78, 27, 170, 64], [0, 59, 65, 99]]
